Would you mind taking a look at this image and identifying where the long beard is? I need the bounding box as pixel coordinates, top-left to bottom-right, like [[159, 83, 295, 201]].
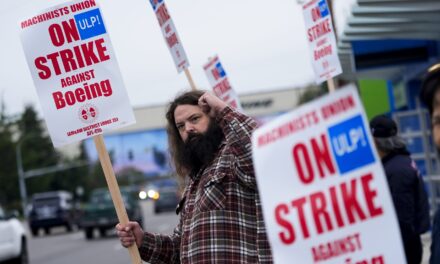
[[180, 121, 224, 174]]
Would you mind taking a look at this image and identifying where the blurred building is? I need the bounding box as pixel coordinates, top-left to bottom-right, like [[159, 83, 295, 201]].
[[334, 0, 440, 209], [80, 87, 309, 178]]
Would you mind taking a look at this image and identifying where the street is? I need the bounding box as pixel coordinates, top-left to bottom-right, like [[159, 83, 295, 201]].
[[27, 200, 179, 264], [25, 200, 433, 263]]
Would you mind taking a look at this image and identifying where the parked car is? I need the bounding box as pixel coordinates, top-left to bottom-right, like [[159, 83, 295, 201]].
[[0, 203, 28, 264], [138, 179, 179, 198], [79, 186, 143, 240], [28, 190, 78, 236], [137, 179, 181, 214], [154, 187, 180, 214]]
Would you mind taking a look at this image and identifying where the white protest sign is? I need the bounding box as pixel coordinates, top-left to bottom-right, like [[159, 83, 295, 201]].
[[19, 0, 136, 148], [252, 86, 406, 264], [203, 56, 242, 111], [302, 0, 342, 84], [149, 0, 189, 73]]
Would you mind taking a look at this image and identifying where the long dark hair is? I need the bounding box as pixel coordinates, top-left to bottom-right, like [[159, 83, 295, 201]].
[[166, 90, 205, 178]]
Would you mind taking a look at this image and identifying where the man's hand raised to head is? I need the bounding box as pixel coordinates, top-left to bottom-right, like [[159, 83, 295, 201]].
[[198, 92, 228, 118]]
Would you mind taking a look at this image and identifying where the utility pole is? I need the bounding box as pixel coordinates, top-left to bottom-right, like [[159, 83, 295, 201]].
[[16, 135, 90, 218], [16, 144, 28, 218]]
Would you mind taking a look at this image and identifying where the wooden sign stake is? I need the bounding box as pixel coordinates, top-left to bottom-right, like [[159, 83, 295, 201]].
[[184, 68, 198, 91], [327, 77, 336, 93], [93, 135, 143, 264]]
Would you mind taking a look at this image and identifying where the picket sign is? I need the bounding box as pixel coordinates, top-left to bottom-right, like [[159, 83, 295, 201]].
[[19, 0, 141, 263], [302, 0, 342, 86], [203, 55, 243, 111], [252, 85, 406, 264], [149, 0, 197, 91]]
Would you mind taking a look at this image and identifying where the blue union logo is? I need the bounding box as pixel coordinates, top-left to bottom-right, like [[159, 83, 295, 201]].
[[215, 62, 226, 78], [328, 115, 375, 174], [74, 8, 106, 40], [318, 0, 329, 18], [149, 0, 164, 11]]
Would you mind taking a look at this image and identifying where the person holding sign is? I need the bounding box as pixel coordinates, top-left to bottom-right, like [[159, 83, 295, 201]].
[[419, 62, 440, 264], [116, 91, 273, 263], [369, 115, 430, 264]]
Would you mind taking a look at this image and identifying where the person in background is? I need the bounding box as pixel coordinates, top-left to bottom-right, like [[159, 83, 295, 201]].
[[419, 62, 440, 264], [116, 90, 273, 263], [370, 114, 430, 264]]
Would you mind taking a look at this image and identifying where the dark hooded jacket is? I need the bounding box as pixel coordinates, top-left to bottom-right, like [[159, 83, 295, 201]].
[[382, 147, 430, 264]]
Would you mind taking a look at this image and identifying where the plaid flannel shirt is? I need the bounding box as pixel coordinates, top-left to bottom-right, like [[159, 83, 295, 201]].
[[139, 106, 273, 263]]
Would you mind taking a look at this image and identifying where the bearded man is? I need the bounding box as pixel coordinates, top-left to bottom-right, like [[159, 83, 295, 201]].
[[116, 91, 273, 263]]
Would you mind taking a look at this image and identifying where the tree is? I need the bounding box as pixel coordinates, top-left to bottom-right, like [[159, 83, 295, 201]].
[[17, 105, 60, 196], [116, 166, 145, 186], [0, 100, 19, 210], [298, 84, 328, 105], [81, 145, 115, 197], [66, 141, 101, 201]]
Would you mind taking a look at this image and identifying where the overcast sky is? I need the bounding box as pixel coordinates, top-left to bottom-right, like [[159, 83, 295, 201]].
[[0, 0, 352, 117]]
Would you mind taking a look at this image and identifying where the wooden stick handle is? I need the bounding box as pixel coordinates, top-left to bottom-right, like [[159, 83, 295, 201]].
[[93, 135, 143, 264], [184, 68, 197, 91], [327, 78, 336, 93]]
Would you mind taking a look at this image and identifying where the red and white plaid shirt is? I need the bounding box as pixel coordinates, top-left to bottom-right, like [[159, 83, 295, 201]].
[[139, 107, 273, 263]]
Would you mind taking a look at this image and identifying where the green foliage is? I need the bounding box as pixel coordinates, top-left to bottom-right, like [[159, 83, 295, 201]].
[[116, 166, 146, 186], [298, 84, 328, 105], [0, 104, 117, 212], [0, 104, 18, 209], [72, 143, 94, 201], [18, 105, 60, 196], [86, 160, 107, 192]]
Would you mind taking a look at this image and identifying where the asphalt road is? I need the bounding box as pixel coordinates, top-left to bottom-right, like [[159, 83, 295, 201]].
[[25, 200, 432, 263], [27, 200, 179, 264]]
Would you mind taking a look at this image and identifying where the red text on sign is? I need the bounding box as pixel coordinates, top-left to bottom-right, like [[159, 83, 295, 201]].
[[61, 69, 95, 88], [52, 79, 112, 109], [293, 133, 336, 184], [35, 38, 110, 80], [258, 111, 319, 147], [308, 18, 331, 42], [311, 6, 323, 22], [156, 4, 170, 27], [321, 95, 355, 120], [21, 7, 70, 29], [166, 33, 179, 48], [311, 232, 362, 262], [314, 45, 332, 61], [48, 19, 79, 47], [213, 79, 231, 96], [70, 0, 96, 14], [211, 67, 222, 81], [274, 173, 383, 245], [164, 24, 171, 34]]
